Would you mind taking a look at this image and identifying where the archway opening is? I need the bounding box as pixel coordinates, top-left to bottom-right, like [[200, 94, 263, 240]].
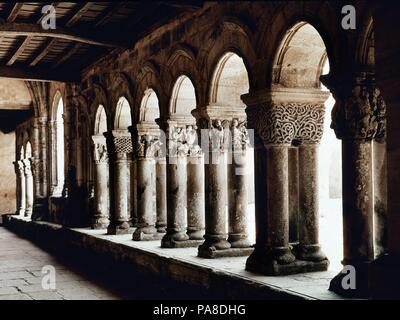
[[94, 104, 108, 135], [115, 96, 132, 130], [274, 22, 342, 271], [210, 52, 255, 243], [53, 93, 64, 196], [25, 141, 32, 159]]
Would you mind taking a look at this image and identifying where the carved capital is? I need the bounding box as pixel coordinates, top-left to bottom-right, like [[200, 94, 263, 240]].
[[330, 73, 386, 141], [112, 130, 133, 154], [242, 88, 328, 147], [137, 133, 162, 159], [22, 159, 32, 177], [92, 135, 109, 164]]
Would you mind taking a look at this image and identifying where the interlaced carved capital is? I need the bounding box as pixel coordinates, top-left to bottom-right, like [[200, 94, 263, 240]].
[[14, 161, 24, 177], [330, 73, 386, 141], [243, 89, 328, 147], [112, 131, 133, 154]]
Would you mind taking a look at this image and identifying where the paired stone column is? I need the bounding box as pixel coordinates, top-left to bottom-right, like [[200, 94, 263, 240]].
[[325, 72, 385, 297], [160, 119, 204, 248], [242, 88, 329, 275], [193, 106, 252, 258], [23, 158, 34, 217], [132, 124, 164, 241], [186, 124, 205, 241], [14, 160, 26, 216], [91, 135, 110, 229], [228, 119, 252, 248], [107, 130, 132, 235]]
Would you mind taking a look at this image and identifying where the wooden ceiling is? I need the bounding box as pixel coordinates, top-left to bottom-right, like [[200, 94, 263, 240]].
[[0, 1, 203, 83]]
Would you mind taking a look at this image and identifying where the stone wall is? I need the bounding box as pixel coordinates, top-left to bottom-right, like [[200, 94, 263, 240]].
[[0, 130, 16, 214]]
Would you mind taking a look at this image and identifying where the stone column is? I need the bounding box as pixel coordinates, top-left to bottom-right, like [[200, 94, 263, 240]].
[[132, 127, 163, 241], [14, 161, 26, 216], [130, 158, 138, 227], [161, 121, 190, 248], [23, 158, 34, 217], [32, 118, 41, 198], [107, 130, 132, 235], [288, 147, 299, 243], [227, 119, 252, 249], [324, 72, 384, 297], [38, 117, 48, 198], [373, 139, 387, 257], [186, 124, 205, 241], [242, 88, 329, 275], [156, 157, 167, 233], [92, 135, 110, 229], [297, 143, 327, 262], [196, 116, 231, 257]]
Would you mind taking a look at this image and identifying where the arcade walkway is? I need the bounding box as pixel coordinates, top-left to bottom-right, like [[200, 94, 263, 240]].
[[0, 226, 123, 300]]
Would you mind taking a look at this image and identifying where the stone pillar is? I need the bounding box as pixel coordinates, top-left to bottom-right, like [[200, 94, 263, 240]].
[[324, 72, 384, 297], [23, 158, 34, 217], [38, 117, 48, 198], [186, 125, 205, 240], [297, 144, 327, 262], [161, 121, 188, 248], [14, 161, 26, 216], [227, 119, 251, 249], [288, 147, 299, 243], [196, 116, 231, 257], [373, 140, 387, 257], [130, 158, 138, 227], [132, 127, 163, 241], [242, 88, 329, 275], [91, 135, 110, 229], [156, 158, 167, 233], [32, 118, 41, 198], [107, 130, 132, 235]]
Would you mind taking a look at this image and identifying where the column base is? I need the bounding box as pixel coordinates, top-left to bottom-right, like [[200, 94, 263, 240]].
[[228, 234, 252, 248], [162, 237, 203, 249], [107, 222, 131, 235], [24, 209, 32, 217], [328, 261, 370, 298], [187, 229, 204, 241], [156, 225, 167, 234], [198, 238, 254, 258], [245, 247, 328, 276], [132, 226, 164, 241], [370, 254, 400, 299], [293, 244, 328, 262], [91, 217, 110, 230]]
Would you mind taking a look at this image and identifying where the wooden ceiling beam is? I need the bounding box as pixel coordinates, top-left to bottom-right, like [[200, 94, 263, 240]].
[[6, 36, 33, 66], [94, 2, 129, 27], [0, 23, 127, 48], [65, 2, 93, 27], [53, 42, 82, 68], [7, 3, 24, 23], [0, 65, 79, 82], [29, 38, 56, 67]]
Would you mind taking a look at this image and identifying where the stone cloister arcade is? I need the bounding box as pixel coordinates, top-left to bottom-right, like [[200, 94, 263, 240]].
[[3, 1, 398, 299]]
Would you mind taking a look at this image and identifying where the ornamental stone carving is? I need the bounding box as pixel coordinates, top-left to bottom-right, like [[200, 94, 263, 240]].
[[231, 118, 250, 151], [92, 135, 109, 164], [112, 131, 133, 154], [185, 124, 202, 156], [246, 102, 325, 146], [137, 134, 162, 158], [242, 88, 328, 147], [330, 76, 386, 141]]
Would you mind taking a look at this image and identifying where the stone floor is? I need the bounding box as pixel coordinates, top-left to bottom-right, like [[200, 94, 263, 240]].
[[0, 226, 122, 300], [0, 199, 345, 300]]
